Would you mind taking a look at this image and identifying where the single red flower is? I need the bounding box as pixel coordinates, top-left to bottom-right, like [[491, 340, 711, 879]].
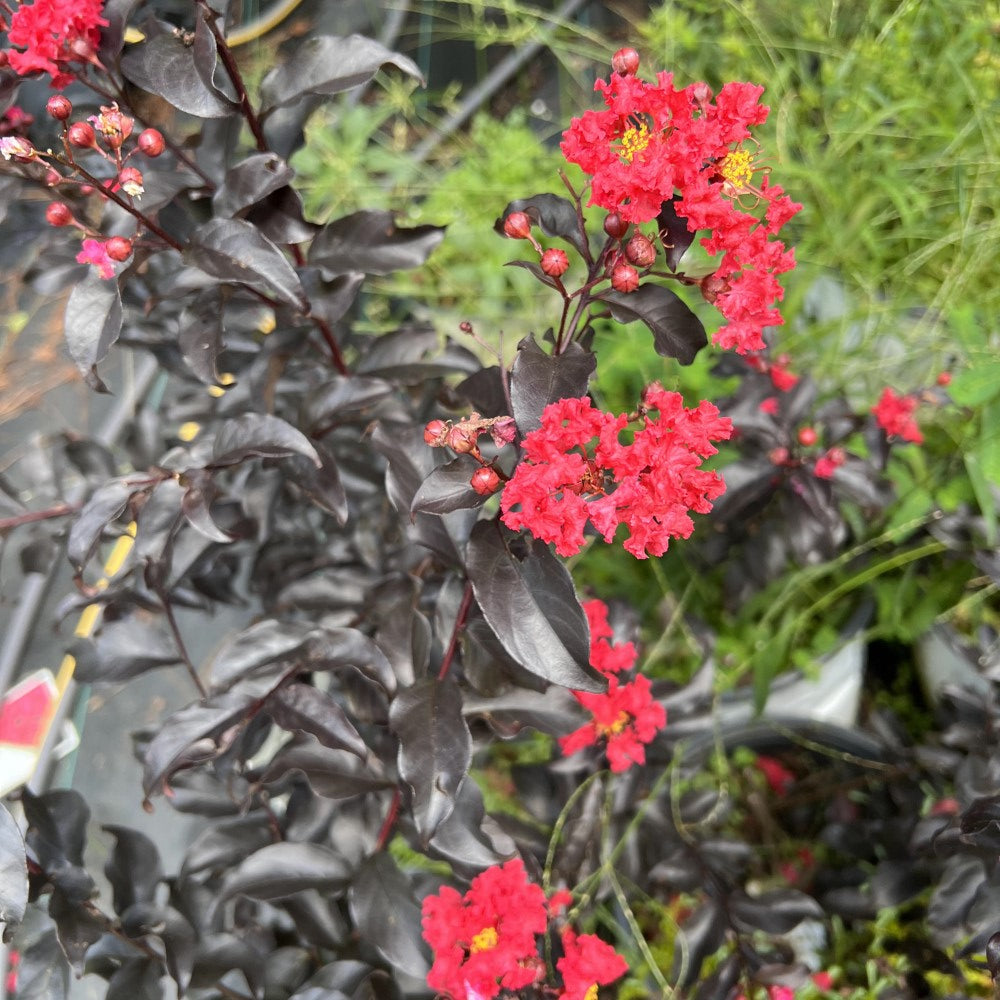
[[76, 237, 116, 279], [557, 930, 628, 1000], [560, 674, 666, 772], [421, 859, 549, 1000], [872, 387, 923, 444], [583, 599, 637, 676]]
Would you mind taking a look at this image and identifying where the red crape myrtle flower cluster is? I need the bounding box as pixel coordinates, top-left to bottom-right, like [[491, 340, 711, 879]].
[[561, 49, 801, 353], [560, 599, 666, 772], [2, 0, 107, 88], [421, 858, 627, 1000], [872, 387, 923, 444], [500, 384, 733, 559]]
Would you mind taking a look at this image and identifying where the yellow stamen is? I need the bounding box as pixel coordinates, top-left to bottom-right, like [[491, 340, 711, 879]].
[[470, 926, 499, 953], [719, 149, 754, 192], [618, 123, 651, 163], [597, 712, 630, 737], [584, 985, 599, 1000]]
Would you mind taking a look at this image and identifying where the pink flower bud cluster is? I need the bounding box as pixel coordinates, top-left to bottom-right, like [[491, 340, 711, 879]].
[[424, 413, 517, 496], [500, 385, 733, 559]]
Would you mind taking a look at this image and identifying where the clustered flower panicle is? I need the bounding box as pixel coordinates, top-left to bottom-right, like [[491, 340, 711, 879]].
[[3, 0, 107, 87], [421, 859, 627, 1000], [872, 387, 923, 444], [560, 51, 801, 353], [500, 386, 733, 559]]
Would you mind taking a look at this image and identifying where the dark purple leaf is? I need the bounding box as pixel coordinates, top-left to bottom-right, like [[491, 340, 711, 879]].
[[466, 521, 604, 692], [216, 842, 352, 907], [246, 185, 317, 244], [371, 421, 434, 515], [101, 826, 163, 914], [214, 153, 295, 217], [267, 683, 367, 758], [190, 934, 265, 996], [306, 627, 397, 697], [729, 889, 824, 933], [181, 484, 236, 543], [308, 211, 445, 276], [260, 35, 422, 112], [98, 0, 142, 64], [657, 197, 696, 271], [119, 31, 237, 117], [49, 886, 104, 974], [211, 412, 320, 468], [498, 194, 588, 257], [692, 954, 741, 1000], [280, 444, 348, 524], [302, 374, 394, 431], [180, 815, 274, 879], [389, 677, 471, 842], [709, 459, 777, 522], [142, 690, 259, 799], [14, 928, 70, 1000], [456, 366, 508, 418], [600, 284, 707, 365], [672, 900, 726, 986], [260, 740, 392, 799], [0, 801, 27, 941], [184, 218, 307, 310], [105, 959, 162, 1000], [411, 456, 488, 516], [71, 618, 180, 683], [178, 289, 224, 386], [21, 789, 90, 871], [929, 855, 985, 935], [509, 335, 596, 434], [209, 619, 313, 690], [66, 479, 134, 572], [462, 685, 581, 738], [348, 855, 431, 979], [300, 271, 366, 328], [427, 778, 511, 875], [64, 272, 123, 392]]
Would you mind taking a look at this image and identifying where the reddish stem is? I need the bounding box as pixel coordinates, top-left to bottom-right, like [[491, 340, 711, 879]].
[[0, 501, 80, 532], [374, 787, 401, 851], [438, 581, 474, 681]]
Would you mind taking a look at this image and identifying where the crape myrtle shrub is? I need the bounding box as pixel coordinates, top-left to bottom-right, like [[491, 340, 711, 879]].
[[0, 4, 999, 1000]]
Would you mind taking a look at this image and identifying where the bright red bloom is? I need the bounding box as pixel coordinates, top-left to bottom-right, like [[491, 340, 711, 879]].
[[5, 0, 107, 88], [421, 859, 548, 1000], [755, 755, 795, 795], [561, 68, 800, 354], [769, 358, 799, 392], [872, 387, 923, 444], [583, 599, 637, 676], [500, 389, 732, 559], [813, 447, 846, 480], [759, 396, 779, 415], [560, 674, 665, 772], [76, 238, 116, 279], [557, 930, 628, 1000]]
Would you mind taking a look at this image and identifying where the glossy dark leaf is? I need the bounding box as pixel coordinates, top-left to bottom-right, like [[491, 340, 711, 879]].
[[729, 889, 824, 933], [14, 928, 70, 1000], [66, 479, 134, 572], [0, 801, 27, 941], [427, 778, 511, 875], [371, 421, 434, 515], [672, 899, 726, 987], [209, 619, 313, 690], [260, 34, 422, 112], [216, 842, 352, 907], [411, 456, 488, 515], [348, 854, 430, 979], [180, 815, 274, 879], [184, 218, 307, 310], [72, 618, 181, 683], [102, 826, 163, 914], [98, 0, 142, 64], [693, 955, 742, 1000], [120, 31, 237, 117], [212, 412, 320, 468], [308, 210, 445, 276], [142, 690, 258, 799], [21, 789, 90, 872], [600, 284, 707, 365], [267, 683, 367, 758], [708, 459, 777, 522], [300, 271, 366, 328], [509, 335, 596, 434], [302, 374, 394, 431], [246, 185, 317, 244], [462, 685, 581, 738], [389, 677, 471, 842], [498, 194, 588, 257], [178, 289, 225, 386], [657, 196, 696, 271], [929, 855, 984, 934], [49, 886, 104, 974], [181, 485, 236, 543], [260, 740, 393, 799], [105, 959, 163, 1000], [214, 152, 295, 218], [466, 521, 604, 691], [306, 627, 397, 697], [281, 444, 348, 524], [64, 272, 123, 392]]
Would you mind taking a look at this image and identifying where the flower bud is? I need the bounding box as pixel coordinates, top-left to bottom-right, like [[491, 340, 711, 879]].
[[936, 371, 952, 387], [446, 424, 478, 455], [603, 212, 628, 239], [768, 446, 790, 466], [503, 211, 532, 239], [470, 466, 501, 496], [611, 262, 639, 293], [67, 121, 96, 148], [540, 248, 569, 277], [690, 81, 713, 107], [137, 128, 165, 157], [611, 47, 640, 76], [699, 273, 730, 304], [423, 419, 448, 445], [797, 426, 818, 447], [624, 233, 655, 268], [105, 236, 133, 261], [118, 166, 144, 197], [44, 168, 62, 187], [45, 202, 73, 226], [46, 95, 72, 121]]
